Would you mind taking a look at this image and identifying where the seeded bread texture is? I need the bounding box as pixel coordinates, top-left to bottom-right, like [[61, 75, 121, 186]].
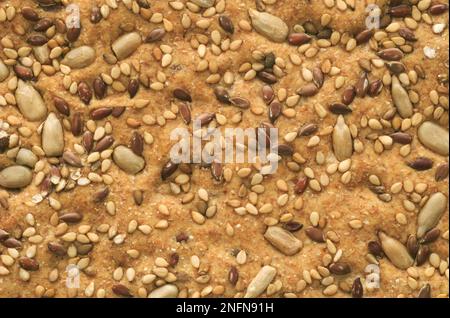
[[1, 0, 449, 298]]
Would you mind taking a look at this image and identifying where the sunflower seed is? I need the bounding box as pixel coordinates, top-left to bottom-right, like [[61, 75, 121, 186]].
[[417, 121, 449, 156], [408, 157, 433, 171], [0, 165, 33, 189], [248, 9, 288, 43], [332, 115, 353, 161], [78, 81, 92, 105], [42, 113, 64, 157], [378, 231, 414, 269], [113, 145, 145, 175], [54, 96, 70, 116], [391, 75, 413, 118], [148, 284, 178, 298], [111, 32, 142, 60], [15, 80, 47, 121], [264, 226, 302, 256], [417, 192, 447, 238], [61, 46, 96, 69], [219, 16, 234, 34], [244, 265, 277, 298]]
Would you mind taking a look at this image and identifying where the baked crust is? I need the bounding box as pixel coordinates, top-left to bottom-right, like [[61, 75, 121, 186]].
[[0, 0, 449, 298]]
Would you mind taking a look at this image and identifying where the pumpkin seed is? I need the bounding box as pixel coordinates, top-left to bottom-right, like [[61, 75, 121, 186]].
[[61, 46, 96, 69], [417, 192, 447, 238], [148, 284, 179, 298], [332, 115, 353, 161], [417, 121, 449, 156], [0, 165, 33, 189], [244, 265, 276, 298], [391, 76, 413, 118], [264, 226, 303, 256], [15, 80, 47, 121], [113, 145, 145, 175], [378, 231, 414, 269], [111, 32, 142, 60]]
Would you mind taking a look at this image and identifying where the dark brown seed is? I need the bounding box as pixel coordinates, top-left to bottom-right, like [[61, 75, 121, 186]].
[[176, 232, 189, 243], [264, 53, 275, 69], [282, 221, 303, 232], [137, 0, 150, 8], [132, 190, 143, 206], [0, 229, 9, 242], [305, 227, 325, 243], [329, 262, 351, 275], [2, 237, 22, 248], [329, 103, 352, 115], [76, 243, 93, 255], [214, 86, 231, 104], [416, 245, 430, 266], [112, 107, 126, 118], [297, 83, 319, 97], [298, 123, 318, 136], [19, 257, 39, 271], [268, 101, 282, 123], [368, 80, 383, 97], [169, 253, 179, 267], [90, 107, 112, 120], [82, 131, 94, 153], [128, 79, 139, 98], [276, 144, 294, 156], [398, 28, 416, 41], [211, 160, 223, 182], [173, 88, 192, 102], [355, 29, 373, 44], [62, 151, 82, 167], [408, 157, 433, 171], [294, 177, 309, 194], [352, 277, 364, 298], [435, 162, 449, 181], [78, 81, 92, 105], [414, 65, 426, 79], [145, 28, 165, 42], [262, 85, 274, 104], [48, 242, 66, 256], [71, 113, 83, 136], [228, 266, 239, 285], [197, 113, 215, 126], [54, 96, 70, 116], [312, 67, 324, 88], [112, 284, 132, 297], [161, 160, 179, 180], [130, 132, 144, 156], [355, 72, 369, 97], [229, 97, 250, 109], [59, 212, 83, 223], [0, 136, 9, 153], [13, 65, 34, 81], [389, 4, 412, 17], [342, 86, 356, 105], [93, 77, 107, 100], [179, 103, 191, 124], [421, 228, 441, 244], [418, 284, 431, 298], [387, 62, 406, 74], [22, 7, 40, 21], [90, 6, 102, 23], [94, 135, 114, 152], [369, 185, 385, 195], [219, 15, 234, 34], [406, 234, 419, 259], [368, 241, 383, 257], [288, 33, 311, 45], [390, 132, 412, 144], [27, 34, 48, 46], [34, 18, 53, 32], [377, 48, 404, 61], [429, 3, 448, 15], [66, 27, 81, 42], [317, 28, 332, 39], [93, 187, 109, 203], [257, 71, 277, 84]]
